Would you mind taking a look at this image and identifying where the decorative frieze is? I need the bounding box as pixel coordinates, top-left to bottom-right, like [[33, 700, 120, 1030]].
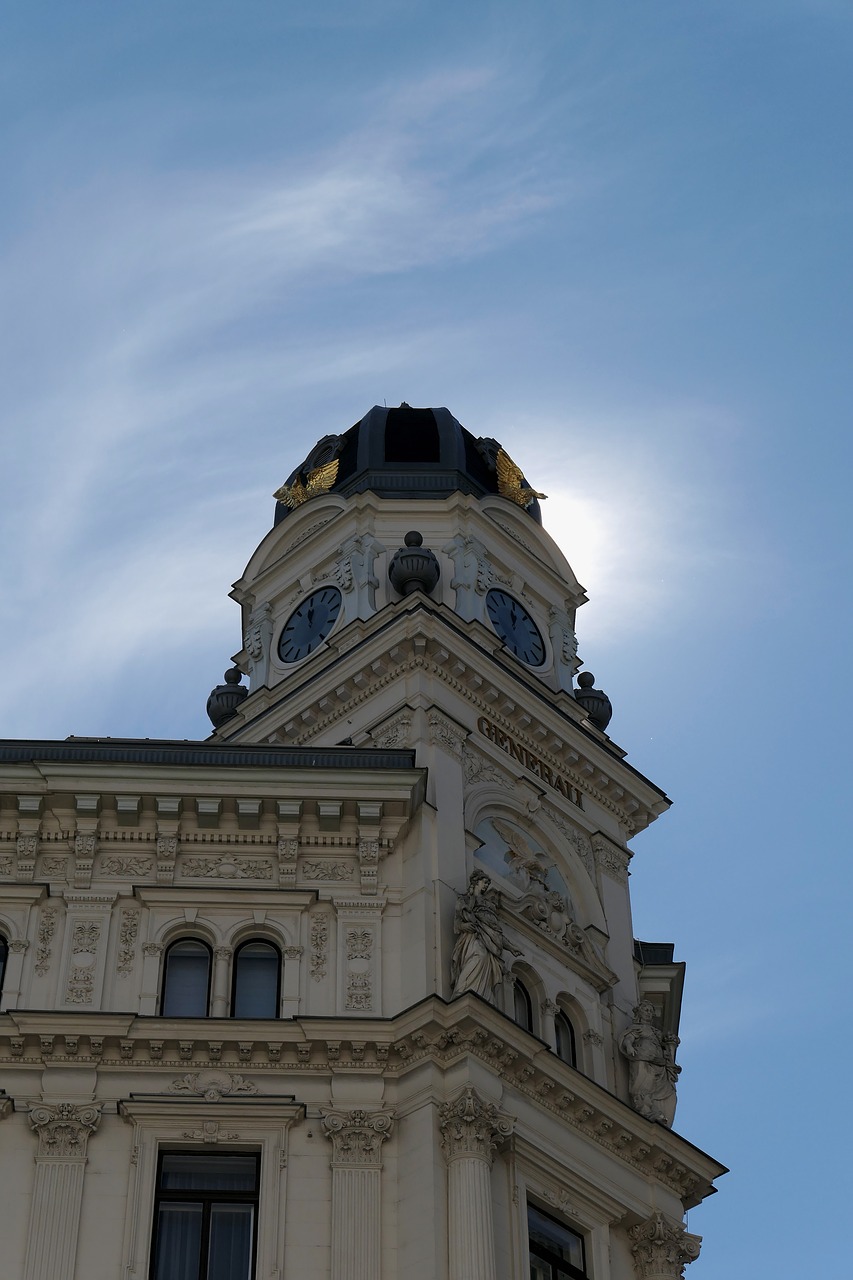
[[629, 1213, 701, 1279], [302, 859, 354, 881], [100, 855, 154, 877], [168, 1071, 258, 1101], [181, 856, 274, 880]]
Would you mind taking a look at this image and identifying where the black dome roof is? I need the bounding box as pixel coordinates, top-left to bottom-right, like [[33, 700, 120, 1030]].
[[274, 404, 543, 525]]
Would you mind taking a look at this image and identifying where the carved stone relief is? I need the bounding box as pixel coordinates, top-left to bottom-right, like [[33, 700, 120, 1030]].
[[310, 915, 330, 981], [28, 1102, 102, 1158], [301, 860, 354, 882], [450, 872, 520, 1003], [321, 1108, 394, 1167], [438, 1086, 515, 1164], [0, 856, 13, 875], [181, 857, 274, 880], [427, 710, 466, 760], [345, 927, 374, 1010], [244, 600, 274, 689], [34, 907, 58, 976], [591, 832, 632, 884], [370, 712, 412, 750], [16, 833, 38, 878], [100, 855, 154, 877], [168, 1071, 258, 1101], [117, 910, 140, 976], [629, 1213, 701, 1278]]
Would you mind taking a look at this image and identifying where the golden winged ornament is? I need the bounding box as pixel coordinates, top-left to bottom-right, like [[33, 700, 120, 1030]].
[[495, 447, 547, 508], [273, 458, 340, 509]]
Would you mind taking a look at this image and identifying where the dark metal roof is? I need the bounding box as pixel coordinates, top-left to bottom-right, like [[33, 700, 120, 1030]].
[[274, 404, 544, 525], [633, 940, 676, 965], [0, 739, 416, 771]]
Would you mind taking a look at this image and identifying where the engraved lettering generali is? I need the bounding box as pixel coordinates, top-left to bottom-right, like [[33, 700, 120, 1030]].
[[476, 715, 584, 809]]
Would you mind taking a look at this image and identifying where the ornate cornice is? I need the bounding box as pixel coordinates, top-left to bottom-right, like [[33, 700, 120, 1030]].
[[28, 1101, 102, 1159], [1, 999, 724, 1207], [321, 1108, 394, 1167], [629, 1212, 702, 1278]]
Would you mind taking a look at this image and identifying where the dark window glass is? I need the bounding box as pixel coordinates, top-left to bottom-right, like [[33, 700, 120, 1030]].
[[528, 1204, 587, 1280], [0, 935, 7, 999], [555, 1012, 577, 1068], [232, 942, 280, 1019], [152, 1153, 258, 1280], [384, 407, 440, 462], [162, 940, 211, 1017], [514, 979, 534, 1033]]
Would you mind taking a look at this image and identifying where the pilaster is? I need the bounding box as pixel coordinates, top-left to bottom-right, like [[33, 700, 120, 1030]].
[[439, 1086, 515, 1280], [24, 1101, 102, 1280], [629, 1212, 702, 1280], [322, 1107, 394, 1280]]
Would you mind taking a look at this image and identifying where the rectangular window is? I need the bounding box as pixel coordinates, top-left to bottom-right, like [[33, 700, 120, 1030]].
[[528, 1203, 588, 1280], [151, 1152, 259, 1280]]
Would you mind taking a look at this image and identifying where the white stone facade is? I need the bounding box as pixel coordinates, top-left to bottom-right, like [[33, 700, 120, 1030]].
[[0, 455, 724, 1279]]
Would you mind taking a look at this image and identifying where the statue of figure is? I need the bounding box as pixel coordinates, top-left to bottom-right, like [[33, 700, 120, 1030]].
[[619, 1000, 681, 1127], [450, 871, 520, 1002]]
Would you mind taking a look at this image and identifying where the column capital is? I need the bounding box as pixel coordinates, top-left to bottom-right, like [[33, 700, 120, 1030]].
[[321, 1108, 394, 1168], [629, 1213, 702, 1279], [28, 1102, 102, 1159], [439, 1086, 514, 1164]]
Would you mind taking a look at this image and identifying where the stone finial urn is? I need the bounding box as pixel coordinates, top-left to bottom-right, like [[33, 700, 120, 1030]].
[[574, 671, 613, 732], [206, 667, 249, 728], [388, 531, 441, 597]]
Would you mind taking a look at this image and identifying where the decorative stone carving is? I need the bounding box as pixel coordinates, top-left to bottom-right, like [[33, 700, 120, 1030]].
[[427, 709, 466, 760], [66, 965, 95, 1004], [591, 832, 632, 884], [73, 832, 97, 888], [544, 806, 595, 879], [168, 1071, 258, 1101], [40, 856, 68, 877], [583, 1029, 604, 1048], [206, 667, 249, 729], [9, 938, 29, 954], [321, 1108, 394, 1167], [0, 855, 14, 875], [310, 914, 329, 981], [548, 603, 578, 692], [181, 856, 273, 880], [100, 855, 154, 876], [16, 833, 38, 878], [629, 1213, 701, 1278], [347, 928, 373, 960], [345, 925, 375, 1010], [277, 836, 299, 886], [438, 1086, 514, 1164], [34, 907, 57, 976], [143, 942, 164, 958], [462, 744, 509, 789], [620, 1001, 681, 1126], [117, 910, 140, 975], [450, 871, 521, 1002], [183, 1121, 240, 1143], [357, 837, 380, 895], [28, 1102, 102, 1158], [302, 859, 354, 881], [71, 921, 101, 953], [244, 600, 274, 690], [444, 533, 494, 620], [370, 712, 412, 749], [335, 533, 382, 614]]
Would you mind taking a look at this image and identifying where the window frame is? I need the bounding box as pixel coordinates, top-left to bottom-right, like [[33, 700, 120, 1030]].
[[513, 977, 535, 1034], [554, 1010, 577, 1068], [527, 1202, 589, 1280], [0, 934, 7, 1001], [161, 938, 213, 1018], [230, 939, 282, 1020], [149, 1150, 260, 1280]]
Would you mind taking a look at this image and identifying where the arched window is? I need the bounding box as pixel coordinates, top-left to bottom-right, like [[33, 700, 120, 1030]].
[[232, 940, 281, 1018], [555, 1010, 577, 1067], [0, 935, 7, 1001], [161, 939, 212, 1017], [513, 978, 534, 1034]]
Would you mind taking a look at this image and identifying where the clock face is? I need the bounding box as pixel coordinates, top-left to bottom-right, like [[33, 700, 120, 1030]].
[[277, 586, 343, 663], [485, 589, 546, 666]]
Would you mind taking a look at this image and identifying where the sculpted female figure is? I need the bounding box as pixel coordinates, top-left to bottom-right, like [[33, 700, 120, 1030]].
[[450, 870, 519, 1002], [619, 1000, 681, 1127]]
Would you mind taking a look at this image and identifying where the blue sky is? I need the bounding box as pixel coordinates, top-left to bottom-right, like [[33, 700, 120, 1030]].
[[1, 3, 851, 1274]]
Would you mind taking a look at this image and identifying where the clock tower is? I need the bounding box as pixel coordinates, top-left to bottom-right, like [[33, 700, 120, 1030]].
[[0, 402, 725, 1280]]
